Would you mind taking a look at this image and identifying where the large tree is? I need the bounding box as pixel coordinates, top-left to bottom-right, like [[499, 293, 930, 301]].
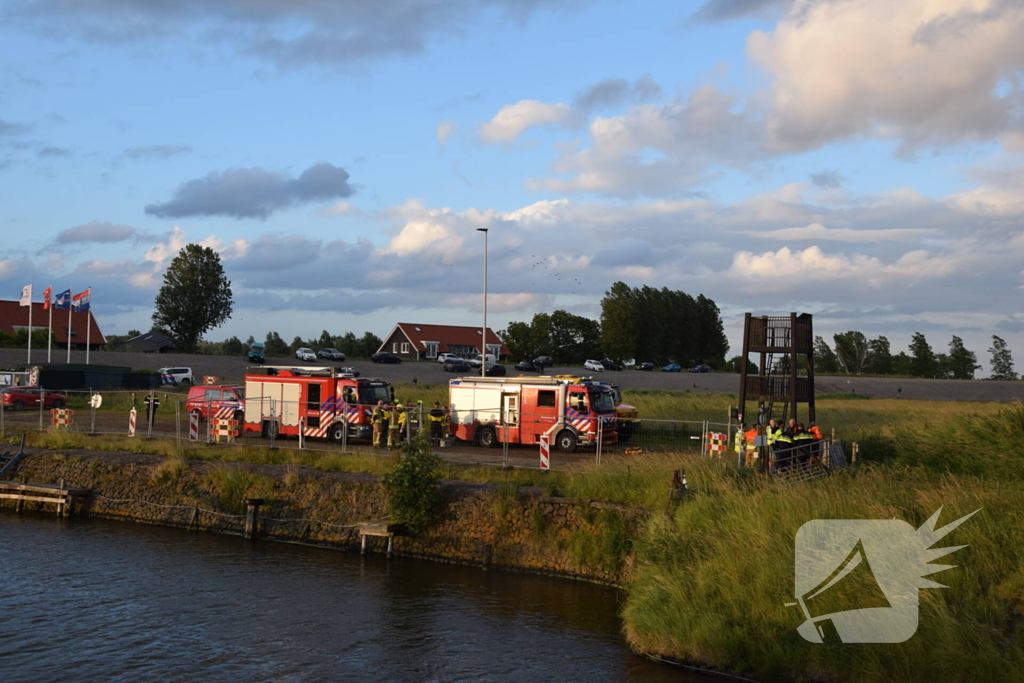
[[152, 244, 233, 353], [989, 335, 1017, 380], [865, 336, 894, 375], [813, 335, 840, 374], [947, 336, 980, 379], [908, 332, 938, 377], [833, 331, 870, 375]]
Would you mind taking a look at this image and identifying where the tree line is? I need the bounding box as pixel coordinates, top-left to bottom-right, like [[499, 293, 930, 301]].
[[498, 282, 730, 367], [812, 332, 1017, 380], [103, 329, 384, 359]]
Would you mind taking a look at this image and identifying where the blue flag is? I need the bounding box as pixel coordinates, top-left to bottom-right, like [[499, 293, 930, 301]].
[[53, 289, 71, 310]]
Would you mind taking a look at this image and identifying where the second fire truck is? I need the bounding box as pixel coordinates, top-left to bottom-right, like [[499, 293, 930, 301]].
[[448, 376, 617, 452], [243, 366, 392, 442]]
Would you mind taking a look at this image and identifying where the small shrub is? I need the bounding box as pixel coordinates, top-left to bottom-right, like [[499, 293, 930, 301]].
[[150, 457, 188, 485], [379, 437, 442, 535]]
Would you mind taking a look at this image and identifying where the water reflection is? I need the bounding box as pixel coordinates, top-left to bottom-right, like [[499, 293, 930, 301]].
[[0, 514, 705, 682]]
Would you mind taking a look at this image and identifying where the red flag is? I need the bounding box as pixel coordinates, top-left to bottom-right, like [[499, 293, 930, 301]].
[[42, 285, 52, 310]]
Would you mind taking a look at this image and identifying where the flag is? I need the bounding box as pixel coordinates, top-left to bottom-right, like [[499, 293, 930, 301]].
[[42, 286, 52, 310], [72, 288, 91, 312], [19, 285, 32, 306], [53, 289, 71, 310]]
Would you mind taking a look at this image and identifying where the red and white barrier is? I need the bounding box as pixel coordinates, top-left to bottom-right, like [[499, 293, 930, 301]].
[[539, 434, 550, 471], [128, 407, 137, 437], [189, 413, 199, 441]]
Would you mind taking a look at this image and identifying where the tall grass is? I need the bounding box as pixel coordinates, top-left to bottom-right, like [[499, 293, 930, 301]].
[[622, 462, 1024, 681]]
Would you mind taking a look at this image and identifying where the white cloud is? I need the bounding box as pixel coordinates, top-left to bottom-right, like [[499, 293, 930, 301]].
[[478, 100, 572, 143], [742, 222, 939, 243], [436, 120, 458, 151], [318, 200, 363, 217], [748, 0, 1024, 152]]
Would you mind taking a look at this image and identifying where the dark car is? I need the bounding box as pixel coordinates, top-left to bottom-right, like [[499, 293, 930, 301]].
[[601, 359, 621, 371], [637, 362, 655, 371], [689, 364, 711, 373], [514, 360, 535, 372], [317, 348, 346, 361], [370, 352, 402, 364], [1, 387, 67, 411], [532, 355, 554, 370], [484, 363, 507, 377], [339, 366, 361, 377], [443, 358, 471, 372]]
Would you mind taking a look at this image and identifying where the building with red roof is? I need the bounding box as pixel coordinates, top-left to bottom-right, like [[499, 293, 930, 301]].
[[377, 323, 509, 361], [0, 300, 106, 350]]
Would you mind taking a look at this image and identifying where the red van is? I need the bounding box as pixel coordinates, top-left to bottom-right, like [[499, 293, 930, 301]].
[[186, 385, 245, 421]]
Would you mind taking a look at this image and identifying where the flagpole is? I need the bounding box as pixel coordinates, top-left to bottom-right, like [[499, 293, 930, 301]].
[[67, 293, 73, 364], [47, 285, 53, 363], [27, 291, 32, 366], [86, 287, 91, 365]]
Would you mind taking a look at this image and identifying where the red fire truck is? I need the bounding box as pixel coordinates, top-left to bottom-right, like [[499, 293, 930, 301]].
[[243, 366, 392, 442], [448, 376, 617, 452]]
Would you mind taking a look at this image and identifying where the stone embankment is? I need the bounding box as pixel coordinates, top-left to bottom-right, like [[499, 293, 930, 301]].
[[1, 449, 645, 586]]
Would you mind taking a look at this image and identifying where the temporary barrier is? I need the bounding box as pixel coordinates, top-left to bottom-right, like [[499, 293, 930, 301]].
[[203, 376, 219, 385], [705, 431, 728, 456], [189, 413, 200, 442], [539, 433, 550, 471], [50, 408, 74, 428], [128, 407, 137, 437], [209, 418, 239, 443]]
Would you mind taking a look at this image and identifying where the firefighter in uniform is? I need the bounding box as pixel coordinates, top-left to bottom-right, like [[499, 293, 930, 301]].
[[428, 402, 445, 443], [387, 403, 402, 449], [744, 424, 759, 467], [371, 401, 385, 448], [734, 424, 747, 462], [774, 421, 793, 472], [793, 423, 815, 467], [442, 405, 451, 439]]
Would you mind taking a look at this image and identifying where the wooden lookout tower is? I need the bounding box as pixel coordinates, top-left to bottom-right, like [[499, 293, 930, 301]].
[[737, 312, 816, 427]]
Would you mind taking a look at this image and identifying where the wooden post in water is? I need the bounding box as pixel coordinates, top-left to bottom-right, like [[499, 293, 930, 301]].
[[245, 498, 263, 539]]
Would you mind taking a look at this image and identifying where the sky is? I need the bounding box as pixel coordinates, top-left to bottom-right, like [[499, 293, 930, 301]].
[[1, 0, 1022, 375]]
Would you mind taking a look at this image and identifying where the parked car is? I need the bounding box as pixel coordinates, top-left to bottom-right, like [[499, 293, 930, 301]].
[[295, 347, 317, 362], [468, 353, 497, 368], [1, 387, 67, 411], [247, 342, 265, 363], [186, 385, 245, 421], [637, 362, 655, 371], [584, 359, 606, 372], [317, 348, 346, 361], [661, 363, 682, 372], [514, 359, 536, 372], [484, 363, 507, 377], [371, 352, 402, 364], [158, 366, 194, 386], [601, 359, 621, 371], [437, 353, 459, 364], [532, 355, 554, 370], [443, 358, 471, 373], [338, 366, 360, 377], [689, 364, 711, 373]]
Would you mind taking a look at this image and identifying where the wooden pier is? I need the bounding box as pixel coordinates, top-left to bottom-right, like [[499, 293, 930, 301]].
[[358, 520, 403, 558], [0, 480, 91, 516]]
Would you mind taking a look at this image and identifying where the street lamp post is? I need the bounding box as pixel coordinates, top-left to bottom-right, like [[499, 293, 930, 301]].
[[477, 228, 488, 378]]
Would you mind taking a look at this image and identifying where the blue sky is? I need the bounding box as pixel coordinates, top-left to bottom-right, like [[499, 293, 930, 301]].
[[2, 0, 1023, 374]]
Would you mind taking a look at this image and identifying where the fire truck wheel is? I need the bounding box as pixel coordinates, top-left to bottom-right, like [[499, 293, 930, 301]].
[[51, 399, 64, 409], [556, 430, 578, 453], [12, 400, 23, 411], [329, 422, 347, 443], [261, 420, 277, 439], [233, 411, 244, 423], [478, 426, 498, 448]]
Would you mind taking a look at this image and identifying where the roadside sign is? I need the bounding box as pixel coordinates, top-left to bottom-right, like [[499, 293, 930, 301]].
[[539, 434, 550, 471]]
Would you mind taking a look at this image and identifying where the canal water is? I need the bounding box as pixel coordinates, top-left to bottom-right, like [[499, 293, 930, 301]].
[[0, 514, 707, 682]]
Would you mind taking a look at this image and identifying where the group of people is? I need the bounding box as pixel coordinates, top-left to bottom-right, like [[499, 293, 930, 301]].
[[734, 418, 825, 470], [370, 400, 452, 449]]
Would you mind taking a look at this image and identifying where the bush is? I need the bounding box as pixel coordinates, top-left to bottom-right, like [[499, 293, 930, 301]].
[[379, 437, 442, 534]]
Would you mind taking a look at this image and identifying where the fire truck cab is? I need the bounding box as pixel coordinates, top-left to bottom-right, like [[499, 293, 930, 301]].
[[243, 366, 392, 442], [449, 376, 617, 453]]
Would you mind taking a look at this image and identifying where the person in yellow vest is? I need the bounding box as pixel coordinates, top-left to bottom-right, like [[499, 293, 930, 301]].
[[773, 420, 793, 472], [744, 425, 759, 467], [734, 424, 747, 462], [793, 423, 815, 467], [371, 401, 385, 448], [428, 402, 445, 442], [397, 403, 408, 443], [387, 403, 403, 448]]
